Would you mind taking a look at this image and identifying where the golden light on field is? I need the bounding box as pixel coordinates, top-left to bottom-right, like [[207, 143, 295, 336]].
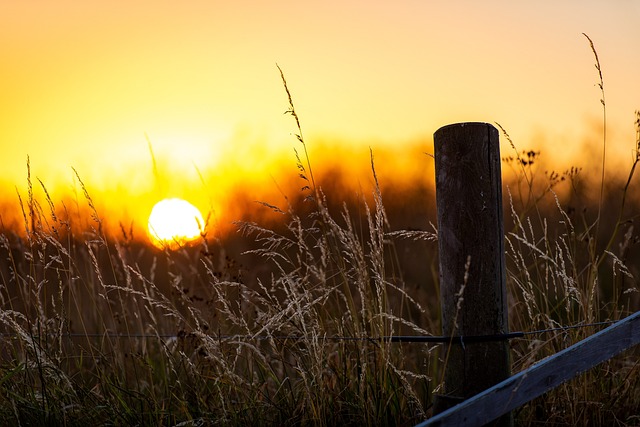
[[0, 2, 638, 237], [148, 198, 205, 249]]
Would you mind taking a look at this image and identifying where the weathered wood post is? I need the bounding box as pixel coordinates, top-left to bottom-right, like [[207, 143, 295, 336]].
[[433, 123, 510, 423]]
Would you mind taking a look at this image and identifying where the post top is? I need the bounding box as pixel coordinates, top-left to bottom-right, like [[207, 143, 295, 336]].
[[434, 122, 499, 140], [435, 122, 496, 132]]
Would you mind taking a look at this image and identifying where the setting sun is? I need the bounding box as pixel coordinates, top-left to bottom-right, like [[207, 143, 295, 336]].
[[147, 198, 205, 248]]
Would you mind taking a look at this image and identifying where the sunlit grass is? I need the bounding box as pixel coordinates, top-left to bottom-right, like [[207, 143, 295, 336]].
[[0, 150, 437, 426]]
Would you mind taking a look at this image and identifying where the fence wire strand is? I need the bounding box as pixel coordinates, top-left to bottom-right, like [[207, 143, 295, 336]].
[[0, 320, 619, 345]]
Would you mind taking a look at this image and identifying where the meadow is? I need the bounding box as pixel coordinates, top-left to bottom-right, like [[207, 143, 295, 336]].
[[1, 54, 640, 426]]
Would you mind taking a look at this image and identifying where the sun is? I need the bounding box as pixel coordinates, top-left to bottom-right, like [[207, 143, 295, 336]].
[[148, 198, 205, 249]]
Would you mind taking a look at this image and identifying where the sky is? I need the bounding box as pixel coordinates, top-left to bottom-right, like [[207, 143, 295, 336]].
[[1, 1, 639, 239]]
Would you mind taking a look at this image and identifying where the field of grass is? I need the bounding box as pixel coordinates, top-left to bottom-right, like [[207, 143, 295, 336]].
[[1, 46, 639, 426]]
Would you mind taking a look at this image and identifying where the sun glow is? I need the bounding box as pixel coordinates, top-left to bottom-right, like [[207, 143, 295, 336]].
[[148, 198, 205, 249]]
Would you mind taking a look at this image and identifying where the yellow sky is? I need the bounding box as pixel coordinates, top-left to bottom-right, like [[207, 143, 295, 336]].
[[1, 1, 639, 238]]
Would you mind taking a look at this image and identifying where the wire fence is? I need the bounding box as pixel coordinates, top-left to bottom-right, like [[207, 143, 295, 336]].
[[0, 320, 619, 345]]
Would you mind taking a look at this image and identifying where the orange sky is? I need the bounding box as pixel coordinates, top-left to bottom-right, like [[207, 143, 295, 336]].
[[1, 1, 639, 240]]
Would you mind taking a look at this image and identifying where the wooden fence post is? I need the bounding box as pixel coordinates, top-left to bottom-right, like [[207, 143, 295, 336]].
[[433, 123, 510, 421], [418, 310, 640, 426]]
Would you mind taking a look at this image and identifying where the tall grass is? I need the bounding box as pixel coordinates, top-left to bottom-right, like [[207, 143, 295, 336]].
[[0, 117, 438, 425], [500, 36, 640, 425], [0, 39, 639, 426]]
